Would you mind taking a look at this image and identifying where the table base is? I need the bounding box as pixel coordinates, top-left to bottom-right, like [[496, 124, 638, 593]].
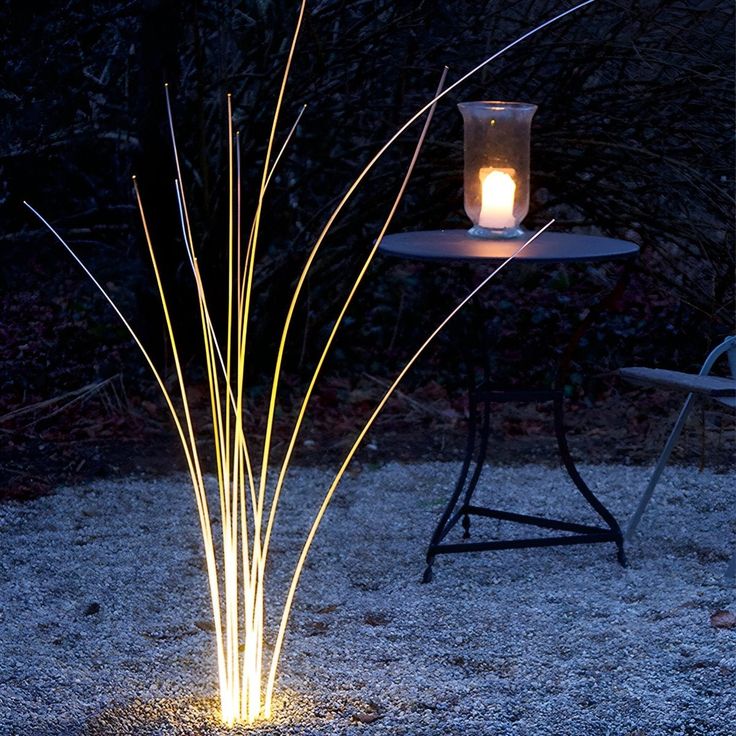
[[422, 387, 626, 583]]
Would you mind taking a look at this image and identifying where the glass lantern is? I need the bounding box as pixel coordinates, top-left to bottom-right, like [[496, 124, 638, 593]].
[[458, 101, 537, 239]]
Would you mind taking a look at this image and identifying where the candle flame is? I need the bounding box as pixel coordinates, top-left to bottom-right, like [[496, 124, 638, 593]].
[[479, 168, 516, 230]]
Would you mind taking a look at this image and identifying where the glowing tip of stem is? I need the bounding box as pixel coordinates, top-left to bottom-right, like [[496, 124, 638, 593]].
[[164, 82, 169, 88], [131, 175, 137, 180]]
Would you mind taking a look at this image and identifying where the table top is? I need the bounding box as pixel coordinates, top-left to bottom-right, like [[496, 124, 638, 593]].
[[379, 229, 639, 263]]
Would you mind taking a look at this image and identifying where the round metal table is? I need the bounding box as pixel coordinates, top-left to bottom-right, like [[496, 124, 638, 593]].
[[379, 228, 639, 263], [379, 229, 639, 582]]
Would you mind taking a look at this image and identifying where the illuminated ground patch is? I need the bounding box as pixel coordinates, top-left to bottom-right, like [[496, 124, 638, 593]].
[[0, 462, 734, 735]]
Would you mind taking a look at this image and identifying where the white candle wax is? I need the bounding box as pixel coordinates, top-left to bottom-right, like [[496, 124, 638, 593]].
[[478, 168, 516, 229]]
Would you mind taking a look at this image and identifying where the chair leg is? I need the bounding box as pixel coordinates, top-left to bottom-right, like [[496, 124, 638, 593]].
[[625, 394, 695, 542], [726, 550, 736, 583]]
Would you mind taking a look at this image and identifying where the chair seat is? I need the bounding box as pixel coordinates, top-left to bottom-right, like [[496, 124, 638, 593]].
[[619, 367, 736, 402]]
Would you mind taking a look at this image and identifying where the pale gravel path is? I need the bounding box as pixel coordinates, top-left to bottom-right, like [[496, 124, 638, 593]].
[[0, 462, 734, 736]]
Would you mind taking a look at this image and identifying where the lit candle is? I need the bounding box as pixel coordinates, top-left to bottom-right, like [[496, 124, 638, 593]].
[[478, 167, 516, 229]]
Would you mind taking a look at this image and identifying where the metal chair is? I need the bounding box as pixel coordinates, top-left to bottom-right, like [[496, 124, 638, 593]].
[[619, 335, 736, 581]]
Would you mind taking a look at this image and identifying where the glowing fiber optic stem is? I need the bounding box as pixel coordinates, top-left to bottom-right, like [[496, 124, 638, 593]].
[[264, 220, 555, 714]]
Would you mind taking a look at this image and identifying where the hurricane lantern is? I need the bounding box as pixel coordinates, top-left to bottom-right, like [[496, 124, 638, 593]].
[[458, 101, 537, 239]]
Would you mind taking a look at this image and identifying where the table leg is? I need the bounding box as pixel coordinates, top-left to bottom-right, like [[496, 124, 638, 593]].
[[553, 392, 626, 565], [422, 376, 479, 583], [461, 348, 493, 541], [422, 298, 488, 583], [423, 316, 497, 583], [422, 264, 631, 581]]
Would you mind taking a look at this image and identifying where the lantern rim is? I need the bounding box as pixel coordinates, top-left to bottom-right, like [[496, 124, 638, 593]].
[[457, 100, 537, 113]]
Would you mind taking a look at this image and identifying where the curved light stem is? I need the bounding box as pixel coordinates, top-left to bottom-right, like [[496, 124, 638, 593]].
[[260, 66, 448, 571], [255, 0, 595, 562], [264, 221, 554, 713], [22, 199, 229, 710], [254, 0, 308, 529]]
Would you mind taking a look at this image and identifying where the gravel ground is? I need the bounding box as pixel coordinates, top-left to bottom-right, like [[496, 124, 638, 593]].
[[0, 462, 734, 736]]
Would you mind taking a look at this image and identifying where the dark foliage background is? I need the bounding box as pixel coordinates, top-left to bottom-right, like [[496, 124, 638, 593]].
[[0, 0, 734, 493]]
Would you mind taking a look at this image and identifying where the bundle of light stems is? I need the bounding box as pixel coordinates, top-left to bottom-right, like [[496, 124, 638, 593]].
[[25, 0, 592, 725]]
